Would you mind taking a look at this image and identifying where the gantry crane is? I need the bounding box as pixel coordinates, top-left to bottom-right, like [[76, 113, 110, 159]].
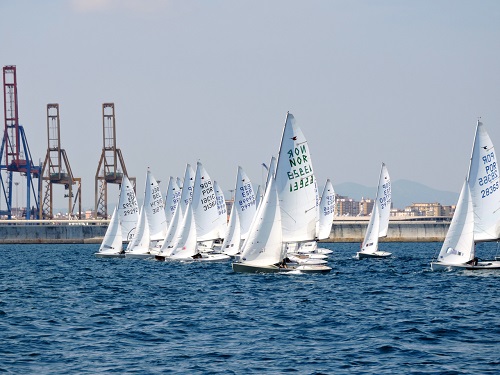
[[95, 103, 135, 218], [0, 65, 41, 219], [39, 104, 82, 219]]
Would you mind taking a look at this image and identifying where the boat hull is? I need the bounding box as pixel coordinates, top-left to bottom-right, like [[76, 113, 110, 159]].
[[232, 263, 281, 273], [431, 260, 500, 271], [357, 251, 392, 259], [232, 262, 332, 274], [125, 253, 153, 259], [94, 252, 125, 258], [156, 253, 230, 262], [293, 265, 332, 274]]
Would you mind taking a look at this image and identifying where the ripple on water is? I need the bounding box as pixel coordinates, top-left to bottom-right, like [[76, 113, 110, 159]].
[[1, 242, 500, 374]]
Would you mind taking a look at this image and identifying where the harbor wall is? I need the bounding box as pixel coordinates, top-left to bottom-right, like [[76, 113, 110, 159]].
[[0, 223, 107, 244], [326, 220, 449, 242], [0, 219, 449, 244]]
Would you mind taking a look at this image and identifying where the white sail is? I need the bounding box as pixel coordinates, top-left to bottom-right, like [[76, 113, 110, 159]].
[[97, 207, 123, 255], [377, 163, 391, 237], [117, 175, 139, 242], [191, 162, 220, 242], [360, 202, 381, 254], [125, 205, 151, 254], [143, 169, 167, 241], [317, 179, 335, 240], [265, 156, 277, 191], [357, 163, 392, 256], [179, 164, 195, 217], [164, 176, 181, 227], [467, 120, 500, 241], [436, 180, 475, 264], [234, 166, 257, 239], [239, 175, 283, 266], [255, 185, 263, 210], [214, 180, 227, 239], [169, 202, 198, 259], [158, 203, 182, 256], [275, 113, 317, 242], [222, 202, 242, 256]]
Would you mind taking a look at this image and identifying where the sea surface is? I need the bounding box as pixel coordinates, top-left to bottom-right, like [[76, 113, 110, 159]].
[[1, 242, 500, 374]]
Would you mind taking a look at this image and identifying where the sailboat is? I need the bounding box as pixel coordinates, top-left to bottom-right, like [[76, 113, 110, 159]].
[[155, 164, 195, 261], [431, 120, 500, 270], [221, 166, 257, 256], [117, 175, 139, 242], [125, 206, 152, 259], [164, 176, 181, 228], [232, 174, 284, 273], [233, 113, 331, 274], [144, 169, 167, 253], [159, 162, 230, 262], [294, 179, 335, 256], [168, 201, 199, 260], [214, 180, 228, 242], [356, 163, 392, 259], [95, 207, 124, 258], [221, 201, 242, 256]]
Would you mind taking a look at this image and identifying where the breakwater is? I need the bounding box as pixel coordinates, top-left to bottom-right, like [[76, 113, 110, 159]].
[[328, 219, 450, 242], [0, 218, 450, 244], [0, 220, 107, 244]]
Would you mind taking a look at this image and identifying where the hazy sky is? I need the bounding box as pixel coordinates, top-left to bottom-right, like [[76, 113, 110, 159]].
[[1, 0, 499, 212]]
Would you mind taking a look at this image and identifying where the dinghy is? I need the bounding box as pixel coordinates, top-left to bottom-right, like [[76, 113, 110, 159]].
[[161, 162, 230, 262], [431, 120, 500, 270], [125, 206, 152, 259], [164, 176, 181, 228], [233, 113, 331, 274], [221, 202, 242, 256], [143, 169, 168, 253], [117, 175, 139, 243], [95, 207, 124, 258], [356, 163, 392, 259], [295, 179, 335, 256], [155, 164, 195, 261], [221, 166, 256, 256]]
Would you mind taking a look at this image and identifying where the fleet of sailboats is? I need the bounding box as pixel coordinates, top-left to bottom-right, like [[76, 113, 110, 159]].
[[95, 115, 500, 274]]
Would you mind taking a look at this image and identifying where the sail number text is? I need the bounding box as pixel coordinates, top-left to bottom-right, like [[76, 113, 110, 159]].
[[286, 145, 314, 192], [380, 182, 392, 209], [478, 152, 498, 199]]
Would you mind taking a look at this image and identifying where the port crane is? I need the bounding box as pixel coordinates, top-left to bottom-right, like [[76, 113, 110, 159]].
[[0, 65, 41, 219], [95, 103, 135, 218]]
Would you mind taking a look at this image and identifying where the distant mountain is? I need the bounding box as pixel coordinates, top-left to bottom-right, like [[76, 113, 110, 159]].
[[333, 179, 459, 209]]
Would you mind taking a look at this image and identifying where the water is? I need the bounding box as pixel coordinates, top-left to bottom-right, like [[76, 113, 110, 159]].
[[1, 242, 500, 374]]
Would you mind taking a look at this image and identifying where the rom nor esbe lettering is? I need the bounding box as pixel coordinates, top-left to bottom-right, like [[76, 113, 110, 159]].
[[286, 145, 314, 192]]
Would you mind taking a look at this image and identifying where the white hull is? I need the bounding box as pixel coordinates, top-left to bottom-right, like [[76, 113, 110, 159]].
[[156, 253, 230, 262], [431, 260, 500, 271], [95, 252, 124, 258], [232, 263, 281, 273], [288, 255, 328, 265], [356, 251, 392, 259], [125, 253, 153, 259], [293, 264, 332, 274], [232, 262, 331, 274], [316, 248, 333, 255]]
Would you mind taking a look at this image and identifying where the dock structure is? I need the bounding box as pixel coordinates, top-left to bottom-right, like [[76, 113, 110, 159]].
[[40, 104, 82, 219], [0, 65, 41, 219], [94, 103, 135, 219]]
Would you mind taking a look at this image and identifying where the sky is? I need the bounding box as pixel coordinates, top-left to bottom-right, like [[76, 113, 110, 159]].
[[1, 0, 499, 212]]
